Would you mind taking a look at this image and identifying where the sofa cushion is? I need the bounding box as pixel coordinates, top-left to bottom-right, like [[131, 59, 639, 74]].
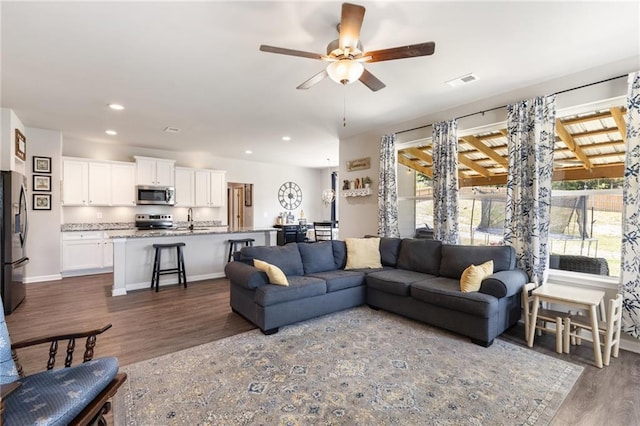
[[345, 238, 382, 269], [367, 269, 436, 296], [4, 357, 119, 426], [307, 270, 366, 292], [365, 235, 402, 267], [253, 259, 289, 286], [332, 240, 347, 269], [396, 238, 442, 275], [460, 260, 494, 293], [240, 243, 304, 276], [411, 277, 498, 318], [439, 244, 515, 279], [298, 241, 336, 274], [255, 276, 327, 307]]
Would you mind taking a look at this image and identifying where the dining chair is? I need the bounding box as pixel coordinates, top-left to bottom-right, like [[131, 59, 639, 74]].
[[568, 293, 623, 366], [522, 282, 572, 353], [313, 221, 334, 241]]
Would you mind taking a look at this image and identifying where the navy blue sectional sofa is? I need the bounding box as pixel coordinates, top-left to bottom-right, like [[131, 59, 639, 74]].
[[224, 238, 528, 347]]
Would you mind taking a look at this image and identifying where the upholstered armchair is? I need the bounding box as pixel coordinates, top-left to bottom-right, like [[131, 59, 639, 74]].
[[0, 305, 126, 425]]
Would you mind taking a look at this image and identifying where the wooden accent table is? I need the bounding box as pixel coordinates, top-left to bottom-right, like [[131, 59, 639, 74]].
[[527, 283, 605, 368]]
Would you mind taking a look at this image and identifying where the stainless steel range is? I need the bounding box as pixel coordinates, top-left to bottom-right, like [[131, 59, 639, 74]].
[[135, 214, 173, 230]]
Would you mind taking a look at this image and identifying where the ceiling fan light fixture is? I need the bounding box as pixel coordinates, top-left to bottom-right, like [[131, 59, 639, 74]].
[[326, 59, 364, 85]]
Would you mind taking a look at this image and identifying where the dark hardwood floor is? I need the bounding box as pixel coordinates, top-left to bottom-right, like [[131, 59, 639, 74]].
[[6, 274, 640, 425]]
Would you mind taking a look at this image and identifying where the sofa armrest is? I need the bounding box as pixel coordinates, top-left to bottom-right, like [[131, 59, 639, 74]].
[[224, 261, 269, 290], [479, 269, 528, 298]]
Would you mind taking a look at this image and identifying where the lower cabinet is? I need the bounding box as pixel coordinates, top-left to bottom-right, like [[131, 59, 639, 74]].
[[62, 232, 113, 274]]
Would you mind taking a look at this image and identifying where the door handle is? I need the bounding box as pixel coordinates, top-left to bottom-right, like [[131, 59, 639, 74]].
[[11, 257, 29, 269]]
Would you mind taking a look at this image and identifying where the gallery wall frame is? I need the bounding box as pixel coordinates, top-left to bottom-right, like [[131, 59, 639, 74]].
[[33, 156, 52, 174], [33, 175, 51, 192], [15, 129, 26, 161], [33, 193, 52, 210]]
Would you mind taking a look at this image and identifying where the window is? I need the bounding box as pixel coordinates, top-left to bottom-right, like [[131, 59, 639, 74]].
[[398, 104, 626, 278]]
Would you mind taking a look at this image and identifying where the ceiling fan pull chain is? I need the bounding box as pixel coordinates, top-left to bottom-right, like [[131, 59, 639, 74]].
[[343, 89, 347, 127]]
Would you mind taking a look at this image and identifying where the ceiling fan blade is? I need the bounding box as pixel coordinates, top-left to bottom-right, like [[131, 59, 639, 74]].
[[297, 69, 329, 90], [365, 42, 436, 63], [359, 68, 386, 92], [259, 45, 323, 60], [339, 3, 365, 51]]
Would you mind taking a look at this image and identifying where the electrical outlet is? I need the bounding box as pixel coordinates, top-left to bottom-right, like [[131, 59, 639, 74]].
[[96, 212, 103, 219]]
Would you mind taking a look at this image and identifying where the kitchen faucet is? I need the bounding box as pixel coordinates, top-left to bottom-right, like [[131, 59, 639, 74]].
[[187, 208, 194, 231]]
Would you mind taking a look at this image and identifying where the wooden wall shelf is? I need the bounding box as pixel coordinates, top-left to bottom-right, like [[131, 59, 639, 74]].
[[342, 187, 372, 197]]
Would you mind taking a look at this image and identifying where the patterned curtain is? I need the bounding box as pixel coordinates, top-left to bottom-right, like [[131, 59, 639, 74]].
[[621, 71, 640, 339], [503, 95, 556, 284], [378, 134, 400, 237], [432, 119, 459, 244]]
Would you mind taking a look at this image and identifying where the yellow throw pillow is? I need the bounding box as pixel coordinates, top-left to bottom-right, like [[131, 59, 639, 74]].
[[253, 259, 289, 286], [460, 260, 494, 293], [345, 237, 382, 269]]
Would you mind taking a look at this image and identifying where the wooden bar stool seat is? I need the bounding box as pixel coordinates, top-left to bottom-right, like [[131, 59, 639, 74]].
[[227, 238, 255, 262], [151, 242, 187, 292]]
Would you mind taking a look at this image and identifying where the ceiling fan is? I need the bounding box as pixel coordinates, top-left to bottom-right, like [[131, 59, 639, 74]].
[[259, 2, 436, 92]]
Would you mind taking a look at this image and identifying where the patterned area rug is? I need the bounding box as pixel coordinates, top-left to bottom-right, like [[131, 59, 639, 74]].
[[116, 307, 582, 425]]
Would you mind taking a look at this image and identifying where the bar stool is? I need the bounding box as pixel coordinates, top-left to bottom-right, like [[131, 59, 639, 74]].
[[151, 242, 187, 292], [227, 238, 255, 262]]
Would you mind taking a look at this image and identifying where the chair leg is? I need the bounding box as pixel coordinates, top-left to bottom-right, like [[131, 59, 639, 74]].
[[563, 317, 571, 354], [151, 248, 160, 290], [154, 249, 162, 292], [179, 246, 187, 288], [554, 317, 563, 354]]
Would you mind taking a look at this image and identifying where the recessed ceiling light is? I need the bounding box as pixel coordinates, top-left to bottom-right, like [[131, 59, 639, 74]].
[[245, 150, 253, 154], [282, 136, 291, 141], [445, 73, 479, 88], [164, 126, 180, 133], [108, 103, 124, 110], [105, 130, 117, 135]]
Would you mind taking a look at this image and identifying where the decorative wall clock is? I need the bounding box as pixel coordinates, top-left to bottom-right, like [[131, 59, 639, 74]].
[[278, 181, 302, 210]]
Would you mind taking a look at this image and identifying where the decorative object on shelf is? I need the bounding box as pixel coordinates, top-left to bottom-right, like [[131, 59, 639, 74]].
[[15, 129, 26, 161], [342, 187, 372, 197], [362, 176, 372, 189], [347, 157, 370, 171], [342, 180, 350, 190], [33, 155, 52, 173], [33, 174, 51, 192], [33, 193, 52, 210], [278, 181, 302, 210], [244, 183, 253, 207]]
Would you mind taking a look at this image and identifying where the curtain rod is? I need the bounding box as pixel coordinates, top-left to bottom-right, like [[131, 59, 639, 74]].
[[396, 73, 628, 135]]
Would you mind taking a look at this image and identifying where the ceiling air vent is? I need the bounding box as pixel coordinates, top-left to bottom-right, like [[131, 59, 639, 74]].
[[164, 126, 180, 133], [445, 73, 479, 88]]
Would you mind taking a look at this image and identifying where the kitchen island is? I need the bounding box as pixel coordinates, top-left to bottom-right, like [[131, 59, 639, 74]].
[[109, 227, 277, 296]]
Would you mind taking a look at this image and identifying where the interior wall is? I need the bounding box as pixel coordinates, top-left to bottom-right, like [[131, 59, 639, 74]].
[[24, 127, 63, 282], [62, 139, 326, 227]]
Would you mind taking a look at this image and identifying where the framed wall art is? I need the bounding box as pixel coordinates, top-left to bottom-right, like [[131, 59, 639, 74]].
[[33, 156, 52, 173], [244, 183, 253, 207], [15, 129, 26, 161], [33, 193, 52, 211], [33, 175, 51, 192]]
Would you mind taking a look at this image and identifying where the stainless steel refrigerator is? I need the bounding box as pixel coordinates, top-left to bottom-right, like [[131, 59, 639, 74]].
[[0, 171, 29, 314]]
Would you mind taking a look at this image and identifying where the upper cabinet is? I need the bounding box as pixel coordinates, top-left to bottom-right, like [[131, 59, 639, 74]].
[[62, 159, 89, 205], [194, 169, 226, 207], [62, 158, 136, 206], [174, 167, 195, 207], [110, 162, 136, 206], [135, 156, 175, 186]]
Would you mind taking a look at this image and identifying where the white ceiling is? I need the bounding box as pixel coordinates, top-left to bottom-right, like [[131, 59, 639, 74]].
[[2, 1, 639, 168]]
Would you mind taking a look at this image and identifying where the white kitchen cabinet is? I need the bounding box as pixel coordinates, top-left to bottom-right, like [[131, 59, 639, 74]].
[[62, 159, 89, 205], [88, 162, 111, 205], [62, 232, 103, 271], [111, 162, 136, 206], [62, 232, 113, 273], [174, 167, 195, 207], [135, 156, 175, 186], [194, 169, 226, 207]]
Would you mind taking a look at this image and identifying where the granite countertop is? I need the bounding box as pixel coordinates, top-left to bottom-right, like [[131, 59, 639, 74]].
[[107, 226, 278, 239], [61, 221, 225, 232]]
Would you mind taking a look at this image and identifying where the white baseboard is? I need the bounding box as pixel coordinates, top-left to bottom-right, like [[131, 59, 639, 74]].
[[62, 267, 113, 278], [25, 274, 63, 283], [121, 272, 226, 294]]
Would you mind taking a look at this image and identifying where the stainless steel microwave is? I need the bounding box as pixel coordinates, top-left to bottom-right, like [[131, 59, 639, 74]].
[[136, 185, 175, 206]]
